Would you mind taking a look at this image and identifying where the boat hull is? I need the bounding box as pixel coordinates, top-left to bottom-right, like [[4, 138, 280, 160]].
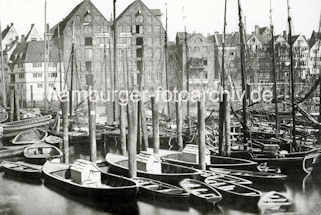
[[43, 162, 138, 202], [161, 152, 257, 171], [1, 162, 42, 180]]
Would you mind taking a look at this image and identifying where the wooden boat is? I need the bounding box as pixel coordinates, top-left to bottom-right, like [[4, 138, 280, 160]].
[[161, 152, 257, 171], [42, 160, 138, 202], [1, 161, 42, 179], [204, 178, 262, 206], [1, 115, 52, 139], [44, 135, 63, 145], [209, 168, 287, 184], [106, 153, 201, 185], [132, 177, 189, 201], [180, 179, 222, 206], [24, 143, 63, 165], [0, 146, 26, 159], [258, 191, 293, 212], [12, 128, 47, 145], [201, 171, 252, 185], [250, 152, 320, 175]]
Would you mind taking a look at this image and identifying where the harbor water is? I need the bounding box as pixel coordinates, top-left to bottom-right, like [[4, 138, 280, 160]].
[[0, 141, 321, 215]]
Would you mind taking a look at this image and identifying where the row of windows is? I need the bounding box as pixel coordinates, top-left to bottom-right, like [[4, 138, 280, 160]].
[[32, 63, 57, 68]]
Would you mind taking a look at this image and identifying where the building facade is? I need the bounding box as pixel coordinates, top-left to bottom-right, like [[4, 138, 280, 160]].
[[10, 39, 64, 107]]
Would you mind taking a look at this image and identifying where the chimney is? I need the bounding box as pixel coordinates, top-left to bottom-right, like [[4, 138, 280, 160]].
[[283, 30, 287, 39], [255, 25, 260, 35], [21, 35, 25, 43], [10, 23, 13, 27]]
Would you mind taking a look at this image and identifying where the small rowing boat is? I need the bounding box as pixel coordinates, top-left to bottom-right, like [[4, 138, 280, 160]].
[[180, 179, 222, 206], [1, 115, 52, 139], [1, 161, 42, 179], [133, 177, 189, 201], [106, 153, 201, 185], [12, 128, 47, 145], [42, 160, 138, 202], [0, 146, 26, 159], [258, 191, 293, 212], [200, 170, 252, 185], [24, 143, 63, 165], [209, 168, 287, 184], [204, 178, 262, 206]]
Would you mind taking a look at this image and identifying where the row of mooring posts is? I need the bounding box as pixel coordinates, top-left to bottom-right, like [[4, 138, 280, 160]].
[[60, 90, 228, 175]]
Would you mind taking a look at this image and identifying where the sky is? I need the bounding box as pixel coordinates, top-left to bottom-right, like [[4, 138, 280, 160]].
[[0, 0, 321, 41]]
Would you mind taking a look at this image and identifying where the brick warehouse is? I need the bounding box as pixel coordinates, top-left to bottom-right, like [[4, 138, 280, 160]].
[[50, 0, 166, 93]]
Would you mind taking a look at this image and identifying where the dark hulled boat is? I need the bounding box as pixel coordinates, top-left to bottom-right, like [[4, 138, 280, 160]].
[[133, 177, 189, 202], [106, 153, 201, 185], [42, 160, 138, 202], [161, 152, 257, 171], [200, 171, 252, 185], [1, 161, 42, 179], [1, 115, 52, 139], [12, 128, 47, 145], [180, 179, 222, 207], [204, 178, 261, 207], [24, 143, 63, 165], [209, 168, 287, 184]]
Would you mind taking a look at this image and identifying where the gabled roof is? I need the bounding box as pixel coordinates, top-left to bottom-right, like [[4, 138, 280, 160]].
[[51, 0, 108, 37], [309, 30, 321, 48], [214, 32, 248, 47], [10, 40, 60, 64], [116, 0, 164, 30], [291, 35, 300, 44], [1, 23, 14, 39]]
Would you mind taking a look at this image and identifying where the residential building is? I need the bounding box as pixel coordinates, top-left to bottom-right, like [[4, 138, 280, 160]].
[[291, 34, 309, 81], [10, 38, 64, 107], [176, 32, 219, 90]]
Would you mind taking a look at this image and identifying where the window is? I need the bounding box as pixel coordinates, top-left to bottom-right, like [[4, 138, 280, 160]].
[[85, 61, 92, 72], [19, 73, 24, 79], [37, 84, 43, 88], [85, 37, 93, 46], [136, 25, 140, 34], [203, 59, 208, 66], [137, 61, 143, 72], [136, 48, 143, 58], [49, 73, 57, 78], [33, 63, 42, 68], [136, 37, 144, 46]]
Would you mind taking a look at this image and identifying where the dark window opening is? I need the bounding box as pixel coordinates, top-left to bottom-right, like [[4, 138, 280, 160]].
[[203, 59, 208, 66], [136, 25, 140, 34], [136, 48, 143, 58], [137, 61, 143, 72], [85, 61, 92, 73], [136, 37, 144, 46], [85, 37, 93, 46]]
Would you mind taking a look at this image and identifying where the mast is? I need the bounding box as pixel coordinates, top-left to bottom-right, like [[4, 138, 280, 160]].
[[317, 11, 321, 144], [165, 3, 170, 118], [58, 24, 62, 91], [70, 22, 75, 118], [104, 31, 108, 122], [112, 0, 117, 122], [270, 0, 279, 136], [44, 0, 48, 111], [237, 0, 248, 145], [218, 0, 228, 156], [287, 0, 297, 151], [0, 20, 6, 107]]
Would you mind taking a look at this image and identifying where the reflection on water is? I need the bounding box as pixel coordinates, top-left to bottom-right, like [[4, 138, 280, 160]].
[[0, 141, 320, 215]]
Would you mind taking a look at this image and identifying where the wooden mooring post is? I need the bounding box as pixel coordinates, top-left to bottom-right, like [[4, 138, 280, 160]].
[[14, 86, 20, 121], [176, 99, 183, 151], [127, 100, 137, 178], [119, 103, 127, 155], [151, 97, 160, 156], [197, 98, 206, 170], [62, 97, 69, 164], [88, 87, 97, 162], [224, 93, 231, 156], [9, 86, 14, 122]]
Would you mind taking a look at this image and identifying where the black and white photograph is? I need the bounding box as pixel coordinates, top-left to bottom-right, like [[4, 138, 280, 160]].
[[0, 0, 321, 214]]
